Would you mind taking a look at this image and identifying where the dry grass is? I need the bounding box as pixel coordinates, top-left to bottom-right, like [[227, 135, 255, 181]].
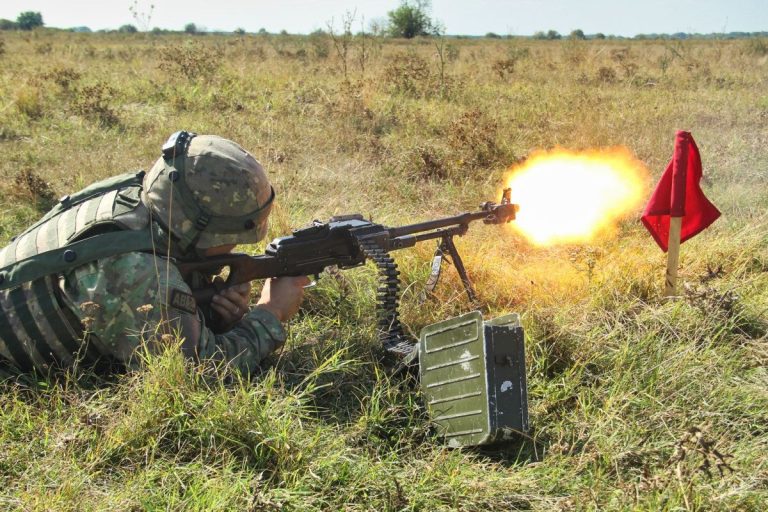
[[0, 30, 767, 510]]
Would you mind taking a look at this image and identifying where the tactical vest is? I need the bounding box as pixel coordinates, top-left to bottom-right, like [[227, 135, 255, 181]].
[[0, 171, 165, 371]]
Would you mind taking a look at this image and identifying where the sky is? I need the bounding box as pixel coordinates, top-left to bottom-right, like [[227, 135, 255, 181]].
[[1, 0, 766, 36]]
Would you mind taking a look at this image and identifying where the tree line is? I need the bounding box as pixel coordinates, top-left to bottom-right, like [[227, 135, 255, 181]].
[[2, 5, 766, 41]]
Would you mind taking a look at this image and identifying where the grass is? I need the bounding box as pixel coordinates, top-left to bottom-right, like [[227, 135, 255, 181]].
[[0, 30, 767, 510]]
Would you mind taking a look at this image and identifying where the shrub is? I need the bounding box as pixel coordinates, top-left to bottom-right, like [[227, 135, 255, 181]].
[[14, 169, 56, 209], [73, 82, 120, 127], [15, 87, 44, 118], [309, 33, 330, 59], [492, 58, 516, 80], [446, 109, 500, 169], [158, 40, 222, 81], [42, 66, 82, 91], [745, 38, 768, 57], [34, 42, 53, 55], [570, 29, 586, 40], [382, 52, 430, 96], [596, 66, 618, 83]]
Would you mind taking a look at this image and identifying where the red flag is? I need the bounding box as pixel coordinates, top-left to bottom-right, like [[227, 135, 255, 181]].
[[641, 131, 720, 252]]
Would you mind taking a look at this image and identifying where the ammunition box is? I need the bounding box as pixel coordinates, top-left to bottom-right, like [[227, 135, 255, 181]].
[[419, 311, 529, 447]]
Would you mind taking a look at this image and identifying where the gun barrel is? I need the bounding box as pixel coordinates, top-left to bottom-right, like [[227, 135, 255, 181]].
[[388, 203, 517, 238], [388, 211, 489, 238]]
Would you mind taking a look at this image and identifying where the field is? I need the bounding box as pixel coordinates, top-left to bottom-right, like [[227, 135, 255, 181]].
[[1, 29, 767, 510]]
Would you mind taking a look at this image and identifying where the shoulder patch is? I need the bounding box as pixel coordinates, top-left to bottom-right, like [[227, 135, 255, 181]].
[[170, 289, 197, 315]]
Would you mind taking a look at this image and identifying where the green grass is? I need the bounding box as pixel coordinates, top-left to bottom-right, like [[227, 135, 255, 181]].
[[0, 30, 767, 510]]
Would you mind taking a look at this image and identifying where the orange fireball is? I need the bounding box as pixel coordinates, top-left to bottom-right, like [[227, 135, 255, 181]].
[[506, 147, 648, 246]]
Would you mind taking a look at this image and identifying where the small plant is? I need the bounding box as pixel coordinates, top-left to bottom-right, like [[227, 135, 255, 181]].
[[43, 66, 82, 91], [596, 66, 617, 84], [35, 42, 53, 55], [327, 11, 355, 81], [446, 109, 500, 169], [14, 168, 56, 209], [744, 38, 768, 57], [73, 82, 120, 127], [492, 58, 516, 80], [382, 52, 431, 96], [158, 40, 223, 81], [129, 0, 154, 31], [15, 87, 44, 118], [0, 39, 5, 57], [308, 31, 330, 59]]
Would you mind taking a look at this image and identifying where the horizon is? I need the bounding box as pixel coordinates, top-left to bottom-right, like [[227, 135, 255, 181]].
[[1, 0, 766, 38]]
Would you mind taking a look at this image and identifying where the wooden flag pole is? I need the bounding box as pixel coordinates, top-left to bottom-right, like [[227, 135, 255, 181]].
[[665, 216, 683, 296]]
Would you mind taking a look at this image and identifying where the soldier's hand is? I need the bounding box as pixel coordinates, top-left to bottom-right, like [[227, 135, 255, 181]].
[[255, 276, 311, 322], [211, 282, 252, 329]]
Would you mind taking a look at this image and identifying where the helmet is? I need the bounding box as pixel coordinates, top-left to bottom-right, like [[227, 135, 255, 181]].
[[142, 131, 274, 252]]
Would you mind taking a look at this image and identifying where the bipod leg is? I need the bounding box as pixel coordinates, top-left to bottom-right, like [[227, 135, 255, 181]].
[[441, 236, 478, 304], [420, 241, 446, 303]]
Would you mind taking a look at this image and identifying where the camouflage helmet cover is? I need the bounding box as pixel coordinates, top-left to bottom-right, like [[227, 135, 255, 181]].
[[142, 133, 274, 251]]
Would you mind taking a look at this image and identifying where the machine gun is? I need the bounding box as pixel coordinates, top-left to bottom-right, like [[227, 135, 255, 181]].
[[179, 189, 518, 356]]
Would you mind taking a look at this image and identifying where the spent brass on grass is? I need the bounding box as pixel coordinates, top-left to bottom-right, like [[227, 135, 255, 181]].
[[0, 30, 767, 510]]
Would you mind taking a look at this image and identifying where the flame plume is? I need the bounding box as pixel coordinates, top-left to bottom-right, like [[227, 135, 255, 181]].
[[506, 147, 648, 246]]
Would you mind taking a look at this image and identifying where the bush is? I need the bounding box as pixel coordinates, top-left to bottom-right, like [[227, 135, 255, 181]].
[[446, 109, 501, 169], [119, 24, 138, 33], [158, 40, 222, 81], [42, 66, 82, 91], [0, 18, 17, 30], [72, 82, 120, 127], [14, 169, 56, 209], [492, 58, 516, 80], [15, 87, 44, 118], [570, 29, 586, 40], [382, 52, 431, 96], [745, 38, 768, 57], [16, 11, 43, 31]]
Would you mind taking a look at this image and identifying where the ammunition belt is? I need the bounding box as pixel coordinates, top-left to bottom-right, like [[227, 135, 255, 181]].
[[358, 238, 415, 357]]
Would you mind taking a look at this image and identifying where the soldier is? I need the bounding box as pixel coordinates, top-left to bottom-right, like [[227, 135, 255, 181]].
[[0, 131, 309, 374]]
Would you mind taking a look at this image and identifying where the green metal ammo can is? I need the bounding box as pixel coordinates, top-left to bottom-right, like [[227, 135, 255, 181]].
[[419, 310, 529, 447]]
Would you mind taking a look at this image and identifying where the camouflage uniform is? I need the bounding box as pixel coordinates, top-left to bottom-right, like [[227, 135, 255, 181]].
[[0, 132, 284, 374], [58, 252, 285, 374]]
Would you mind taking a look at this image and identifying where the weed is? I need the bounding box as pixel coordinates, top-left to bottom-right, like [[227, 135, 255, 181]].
[[446, 43, 460, 62], [492, 58, 516, 80], [382, 52, 431, 97], [0, 126, 22, 141], [446, 109, 500, 169], [596, 66, 618, 84], [35, 42, 53, 55], [308, 32, 330, 59], [15, 87, 44, 118], [42, 66, 82, 91], [13, 168, 56, 209], [158, 40, 223, 81], [72, 82, 120, 127], [744, 38, 768, 57]]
